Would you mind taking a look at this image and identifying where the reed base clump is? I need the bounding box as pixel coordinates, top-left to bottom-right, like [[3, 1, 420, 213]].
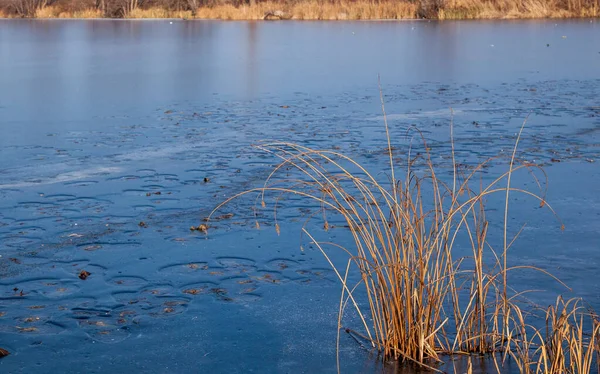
[[210, 121, 599, 373]]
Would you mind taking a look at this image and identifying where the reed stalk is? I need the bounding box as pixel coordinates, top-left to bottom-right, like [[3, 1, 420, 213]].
[[210, 112, 598, 372]]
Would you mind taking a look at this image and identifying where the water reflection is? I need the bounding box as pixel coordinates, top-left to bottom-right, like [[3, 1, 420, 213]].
[[246, 21, 258, 97], [1, 19, 599, 123]]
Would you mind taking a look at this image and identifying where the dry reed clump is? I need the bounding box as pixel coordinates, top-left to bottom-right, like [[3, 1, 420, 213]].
[[210, 95, 600, 371], [67, 8, 103, 18], [34, 5, 61, 18], [195, 3, 270, 20], [303, 0, 417, 20], [504, 297, 600, 374], [194, 0, 417, 20], [53, 8, 103, 18], [439, 0, 599, 18], [31, 5, 102, 18], [125, 7, 193, 18], [5, 0, 599, 19], [194, 0, 596, 20]]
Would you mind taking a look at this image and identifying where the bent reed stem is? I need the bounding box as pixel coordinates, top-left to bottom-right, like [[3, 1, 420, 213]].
[[209, 115, 598, 373]]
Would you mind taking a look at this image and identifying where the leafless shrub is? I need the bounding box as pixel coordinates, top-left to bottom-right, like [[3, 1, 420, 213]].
[[4, 0, 55, 16]]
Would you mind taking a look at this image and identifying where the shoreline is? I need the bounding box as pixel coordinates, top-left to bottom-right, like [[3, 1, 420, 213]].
[[1, 15, 598, 20], [1, 1, 598, 21]]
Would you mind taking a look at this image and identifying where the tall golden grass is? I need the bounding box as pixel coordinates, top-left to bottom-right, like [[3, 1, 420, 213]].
[[439, 0, 599, 19], [210, 94, 599, 371], [509, 297, 600, 374], [34, 5, 60, 18], [195, 4, 268, 20], [196, 0, 598, 20], [5, 0, 597, 19], [30, 6, 102, 18], [125, 7, 193, 19], [194, 1, 416, 20], [24, 6, 195, 19]]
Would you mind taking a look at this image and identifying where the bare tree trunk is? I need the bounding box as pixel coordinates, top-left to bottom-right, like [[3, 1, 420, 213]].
[[10, 0, 54, 16], [123, 0, 138, 16], [95, 0, 106, 15], [188, 0, 199, 15]]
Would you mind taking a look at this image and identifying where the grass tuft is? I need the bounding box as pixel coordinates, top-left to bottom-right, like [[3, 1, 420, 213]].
[[67, 8, 103, 18], [31, 7, 103, 18], [195, 4, 267, 20], [194, 1, 417, 20], [125, 8, 193, 19], [34, 5, 61, 18], [438, 0, 599, 18], [211, 99, 599, 372], [509, 297, 600, 374]]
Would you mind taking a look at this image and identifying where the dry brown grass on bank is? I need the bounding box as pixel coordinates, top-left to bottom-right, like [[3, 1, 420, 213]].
[[295, 1, 417, 20], [193, 0, 598, 20], [33, 6, 59, 18], [195, 3, 270, 20], [28, 6, 190, 19], [210, 102, 600, 371], [194, 1, 417, 20], [194, 0, 596, 20], [69, 8, 103, 18], [3, 0, 600, 20], [125, 7, 193, 19], [32, 6, 103, 18], [439, 0, 599, 19]]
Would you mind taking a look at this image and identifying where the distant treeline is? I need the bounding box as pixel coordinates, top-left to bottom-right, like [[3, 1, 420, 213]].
[[0, 0, 598, 19]]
